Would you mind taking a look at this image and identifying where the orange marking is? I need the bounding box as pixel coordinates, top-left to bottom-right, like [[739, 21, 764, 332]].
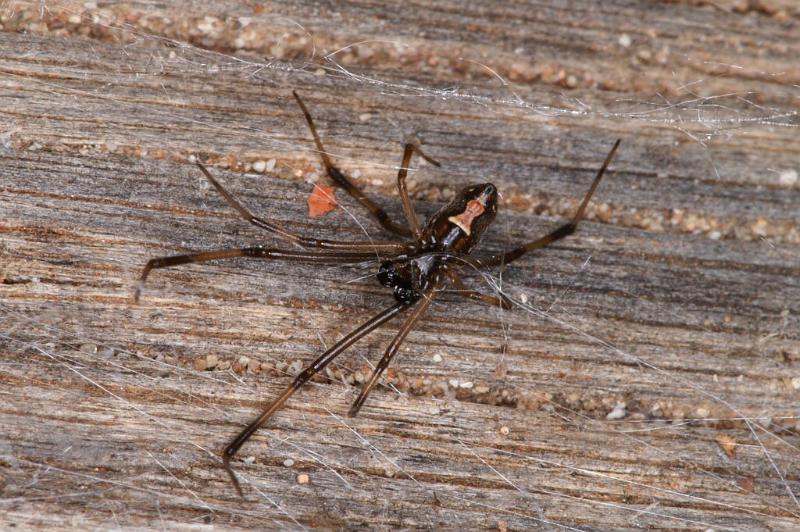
[[447, 199, 485, 235], [307, 184, 337, 218]]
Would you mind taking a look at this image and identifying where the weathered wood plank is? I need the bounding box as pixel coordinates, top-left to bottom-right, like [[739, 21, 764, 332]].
[[1, 1, 798, 529]]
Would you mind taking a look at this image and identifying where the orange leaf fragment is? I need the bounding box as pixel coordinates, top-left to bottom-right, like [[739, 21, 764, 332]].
[[715, 434, 738, 459], [307, 184, 337, 218]]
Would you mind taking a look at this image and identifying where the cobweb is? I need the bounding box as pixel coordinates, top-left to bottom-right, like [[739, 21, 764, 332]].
[[1, 1, 799, 530]]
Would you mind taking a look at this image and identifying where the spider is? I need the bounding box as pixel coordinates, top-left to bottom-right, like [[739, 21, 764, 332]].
[[134, 91, 620, 496]]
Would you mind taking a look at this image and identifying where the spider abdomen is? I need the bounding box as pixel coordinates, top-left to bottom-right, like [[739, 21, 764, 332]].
[[422, 183, 498, 254]]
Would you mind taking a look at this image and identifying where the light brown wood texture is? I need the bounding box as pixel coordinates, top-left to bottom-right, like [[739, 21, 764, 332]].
[[1, 1, 799, 529]]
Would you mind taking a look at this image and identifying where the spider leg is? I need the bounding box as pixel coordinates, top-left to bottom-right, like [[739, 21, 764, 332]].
[[292, 90, 414, 238], [444, 269, 512, 310], [223, 301, 409, 496], [196, 162, 411, 254], [134, 246, 376, 302], [482, 139, 620, 267], [396, 137, 441, 242], [348, 279, 441, 417]]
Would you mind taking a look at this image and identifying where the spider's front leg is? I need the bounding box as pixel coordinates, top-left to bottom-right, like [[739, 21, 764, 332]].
[[347, 278, 441, 417], [222, 300, 410, 497], [133, 247, 375, 302]]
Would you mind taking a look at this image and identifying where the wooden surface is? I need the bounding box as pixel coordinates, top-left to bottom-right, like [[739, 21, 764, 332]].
[[1, 1, 799, 529]]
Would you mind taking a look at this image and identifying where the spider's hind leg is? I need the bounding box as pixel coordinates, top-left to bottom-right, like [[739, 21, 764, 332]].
[[395, 136, 441, 242], [293, 90, 435, 239], [482, 139, 620, 267], [195, 161, 410, 254]]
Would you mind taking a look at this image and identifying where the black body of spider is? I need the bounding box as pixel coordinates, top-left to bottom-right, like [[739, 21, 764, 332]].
[[135, 91, 620, 496]]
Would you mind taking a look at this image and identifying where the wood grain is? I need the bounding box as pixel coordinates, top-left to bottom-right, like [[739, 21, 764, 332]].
[[1, 1, 799, 529]]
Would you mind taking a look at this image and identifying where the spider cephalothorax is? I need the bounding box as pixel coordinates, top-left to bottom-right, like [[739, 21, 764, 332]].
[[378, 183, 498, 303]]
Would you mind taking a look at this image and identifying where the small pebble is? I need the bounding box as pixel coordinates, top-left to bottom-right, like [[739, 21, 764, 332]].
[[297, 473, 310, 484], [791, 377, 800, 390], [283, 458, 295, 467], [448, 378, 459, 388], [252, 160, 266, 173], [290, 360, 303, 376], [751, 218, 769, 237], [618, 33, 632, 48], [459, 381, 474, 390], [636, 49, 652, 62], [499, 426, 510, 435], [778, 169, 797, 186], [432, 353, 443, 363], [606, 402, 627, 420], [80, 343, 97, 355], [99, 347, 116, 357], [243, 456, 255, 465], [265, 158, 276, 172]]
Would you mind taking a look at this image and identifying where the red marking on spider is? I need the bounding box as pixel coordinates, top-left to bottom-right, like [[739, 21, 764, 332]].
[[307, 184, 337, 218], [448, 199, 485, 235]]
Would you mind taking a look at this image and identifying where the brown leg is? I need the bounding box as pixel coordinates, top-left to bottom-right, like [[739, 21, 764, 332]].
[[292, 90, 414, 238], [134, 246, 376, 302], [196, 162, 411, 254], [396, 138, 441, 242], [223, 301, 409, 496], [445, 269, 512, 310], [483, 139, 620, 267], [348, 279, 440, 417]]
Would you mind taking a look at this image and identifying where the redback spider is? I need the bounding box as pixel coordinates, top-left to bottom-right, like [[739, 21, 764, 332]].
[[135, 91, 621, 495]]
